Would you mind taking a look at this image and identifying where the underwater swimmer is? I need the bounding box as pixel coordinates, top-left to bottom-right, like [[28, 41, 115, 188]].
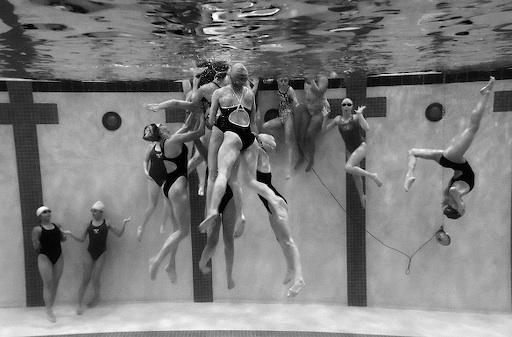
[[404, 76, 496, 219]]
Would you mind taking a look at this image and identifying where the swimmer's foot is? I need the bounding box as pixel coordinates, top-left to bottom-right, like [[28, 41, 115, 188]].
[[149, 256, 160, 280], [46, 309, 56, 323], [480, 76, 495, 95], [305, 159, 314, 172], [165, 264, 177, 284], [137, 226, 144, 241], [227, 277, 236, 290], [404, 175, 415, 192], [287, 279, 305, 298], [199, 257, 212, 274], [285, 165, 292, 180], [198, 185, 205, 196], [294, 156, 305, 171], [359, 194, 366, 209], [198, 213, 219, 233], [76, 304, 85, 315], [87, 296, 99, 308], [371, 173, 382, 187], [233, 215, 246, 238], [159, 224, 166, 234]]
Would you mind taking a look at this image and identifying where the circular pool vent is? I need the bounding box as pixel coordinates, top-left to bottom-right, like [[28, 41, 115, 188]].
[[102, 111, 122, 131]]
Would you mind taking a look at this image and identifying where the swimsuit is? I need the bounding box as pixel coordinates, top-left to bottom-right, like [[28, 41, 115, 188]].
[[277, 87, 293, 124], [257, 171, 287, 214], [148, 144, 167, 187], [87, 220, 108, 261], [161, 141, 189, 199], [38, 224, 62, 265], [439, 155, 475, 191], [338, 115, 365, 153], [218, 184, 233, 214], [214, 87, 255, 151]]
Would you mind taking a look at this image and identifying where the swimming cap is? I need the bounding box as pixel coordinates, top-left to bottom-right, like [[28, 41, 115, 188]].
[[36, 206, 50, 217], [92, 201, 105, 211], [143, 123, 161, 142], [230, 63, 248, 77]]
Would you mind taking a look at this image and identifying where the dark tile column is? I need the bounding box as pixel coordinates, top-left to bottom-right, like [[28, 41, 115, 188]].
[[0, 81, 59, 306]]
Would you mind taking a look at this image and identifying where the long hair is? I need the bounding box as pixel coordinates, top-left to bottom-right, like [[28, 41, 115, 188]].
[[196, 60, 229, 86]]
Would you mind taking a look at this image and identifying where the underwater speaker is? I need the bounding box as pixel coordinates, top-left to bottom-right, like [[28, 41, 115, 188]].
[[425, 103, 444, 122]]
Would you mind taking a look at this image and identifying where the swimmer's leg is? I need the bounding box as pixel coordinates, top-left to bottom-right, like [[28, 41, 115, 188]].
[[404, 149, 444, 191]]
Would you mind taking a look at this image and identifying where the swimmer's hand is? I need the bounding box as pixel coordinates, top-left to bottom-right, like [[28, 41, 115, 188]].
[[145, 103, 161, 112], [355, 106, 366, 114], [123, 218, 132, 223]]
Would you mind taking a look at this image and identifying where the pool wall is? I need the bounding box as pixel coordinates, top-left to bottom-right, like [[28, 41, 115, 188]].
[[0, 72, 511, 312]]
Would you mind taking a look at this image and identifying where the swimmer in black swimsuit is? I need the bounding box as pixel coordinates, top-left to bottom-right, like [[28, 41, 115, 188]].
[[146, 116, 205, 283], [322, 99, 382, 209], [32, 206, 67, 323], [137, 140, 170, 241], [63, 201, 130, 315], [404, 76, 495, 219], [255, 134, 305, 297], [199, 63, 288, 235], [145, 61, 230, 197]]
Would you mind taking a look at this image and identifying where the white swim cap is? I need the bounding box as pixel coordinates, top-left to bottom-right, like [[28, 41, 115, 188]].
[[36, 206, 50, 217], [92, 201, 105, 211]]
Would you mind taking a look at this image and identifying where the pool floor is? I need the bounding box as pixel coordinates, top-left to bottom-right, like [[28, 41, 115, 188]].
[[0, 302, 510, 337]]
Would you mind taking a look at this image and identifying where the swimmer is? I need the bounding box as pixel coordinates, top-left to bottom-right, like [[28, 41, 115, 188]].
[[63, 201, 131, 315], [322, 99, 382, 208], [256, 133, 305, 297], [260, 77, 300, 179], [199, 63, 288, 235], [137, 139, 171, 241], [404, 76, 495, 219], [32, 206, 67, 323], [294, 75, 330, 172], [145, 115, 205, 282]]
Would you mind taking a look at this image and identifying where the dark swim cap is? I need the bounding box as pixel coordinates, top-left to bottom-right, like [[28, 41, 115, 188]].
[[143, 123, 161, 142], [443, 205, 462, 219]]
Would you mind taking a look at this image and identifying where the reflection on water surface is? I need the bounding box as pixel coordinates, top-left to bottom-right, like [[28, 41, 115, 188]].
[[1, 0, 512, 80]]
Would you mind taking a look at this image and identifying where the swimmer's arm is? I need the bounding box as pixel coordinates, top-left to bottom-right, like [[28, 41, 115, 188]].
[[108, 218, 131, 237], [32, 226, 42, 250], [288, 87, 299, 107], [250, 92, 259, 134], [307, 76, 328, 96], [250, 77, 260, 96], [322, 111, 339, 133], [354, 106, 369, 131], [145, 99, 195, 112], [208, 90, 221, 128], [143, 144, 153, 176], [173, 117, 205, 143], [56, 224, 67, 242], [62, 223, 88, 243]]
